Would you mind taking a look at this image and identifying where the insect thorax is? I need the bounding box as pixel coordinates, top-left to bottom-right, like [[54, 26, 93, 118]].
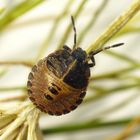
[[46, 47, 90, 89]]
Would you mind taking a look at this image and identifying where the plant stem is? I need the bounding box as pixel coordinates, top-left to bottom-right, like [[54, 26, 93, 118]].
[[0, 94, 27, 102], [6, 14, 57, 31], [0, 61, 33, 67], [86, 0, 140, 54], [115, 25, 140, 38], [0, 7, 4, 14], [87, 92, 140, 120], [90, 65, 140, 80], [86, 83, 140, 103], [105, 50, 140, 66], [27, 109, 40, 140], [108, 115, 140, 140], [0, 105, 34, 140], [0, 86, 26, 92], [42, 118, 131, 135]]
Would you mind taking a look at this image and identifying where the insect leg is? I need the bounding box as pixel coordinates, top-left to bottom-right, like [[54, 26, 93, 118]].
[[88, 54, 95, 67]]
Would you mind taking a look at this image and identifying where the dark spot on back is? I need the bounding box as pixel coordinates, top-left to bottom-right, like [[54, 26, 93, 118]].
[[70, 105, 77, 110], [79, 91, 86, 98], [51, 83, 61, 90], [27, 89, 32, 95], [37, 104, 45, 112], [63, 109, 70, 114], [27, 81, 32, 87], [32, 65, 37, 72], [76, 99, 83, 105], [39, 104, 45, 109], [48, 86, 59, 95], [33, 101, 37, 106], [55, 111, 62, 116], [48, 111, 54, 115], [29, 96, 35, 102], [36, 105, 45, 112], [45, 94, 53, 100], [28, 72, 34, 80], [37, 59, 44, 66]]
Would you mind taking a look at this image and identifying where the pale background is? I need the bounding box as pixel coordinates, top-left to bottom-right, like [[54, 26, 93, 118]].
[[0, 0, 140, 140]]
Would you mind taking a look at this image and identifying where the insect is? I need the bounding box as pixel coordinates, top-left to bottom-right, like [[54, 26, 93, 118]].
[[27, 16, 124, 116]]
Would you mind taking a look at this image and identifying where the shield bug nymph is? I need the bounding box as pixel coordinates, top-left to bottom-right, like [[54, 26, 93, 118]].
[[27, 16, 124, 116]]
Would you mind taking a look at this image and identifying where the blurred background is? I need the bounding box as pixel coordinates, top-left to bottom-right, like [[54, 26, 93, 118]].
[[0, 0, 140, 140]]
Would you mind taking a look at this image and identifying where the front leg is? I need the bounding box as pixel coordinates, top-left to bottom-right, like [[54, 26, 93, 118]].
[[88, 54, 95, 67]]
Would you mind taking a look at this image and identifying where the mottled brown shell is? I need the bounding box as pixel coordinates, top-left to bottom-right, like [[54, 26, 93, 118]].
[[27, 47, 90, 116]]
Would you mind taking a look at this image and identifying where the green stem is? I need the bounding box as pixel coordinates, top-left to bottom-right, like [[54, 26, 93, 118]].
[[42, 118, 131, 135], [0, 7, 4, 14], [96, 83, 139, 94], [87, 92, 140, 120], [105, 51, 140, 66], [86, 83, 140, 103], [0, 0, 44, 30], [0, 94, 27, 102], [90, 65, 140, 80], [86, 0, 140, 53], [0, 60, 33, 67], [115, 25, 140, 38], [0, 86, 26, 92], [7, 14, 57, 30]]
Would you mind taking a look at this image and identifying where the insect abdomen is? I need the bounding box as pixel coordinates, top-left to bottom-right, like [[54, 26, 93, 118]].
[[27, 58, 86, 115]]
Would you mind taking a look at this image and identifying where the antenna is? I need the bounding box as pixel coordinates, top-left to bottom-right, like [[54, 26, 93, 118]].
[[71, 16, 77, 50], [90, 43, 124, 55]]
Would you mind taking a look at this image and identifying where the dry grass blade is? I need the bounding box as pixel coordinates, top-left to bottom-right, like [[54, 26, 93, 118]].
[[107, 114, 140, 140], [0, 60, 33, 67]]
